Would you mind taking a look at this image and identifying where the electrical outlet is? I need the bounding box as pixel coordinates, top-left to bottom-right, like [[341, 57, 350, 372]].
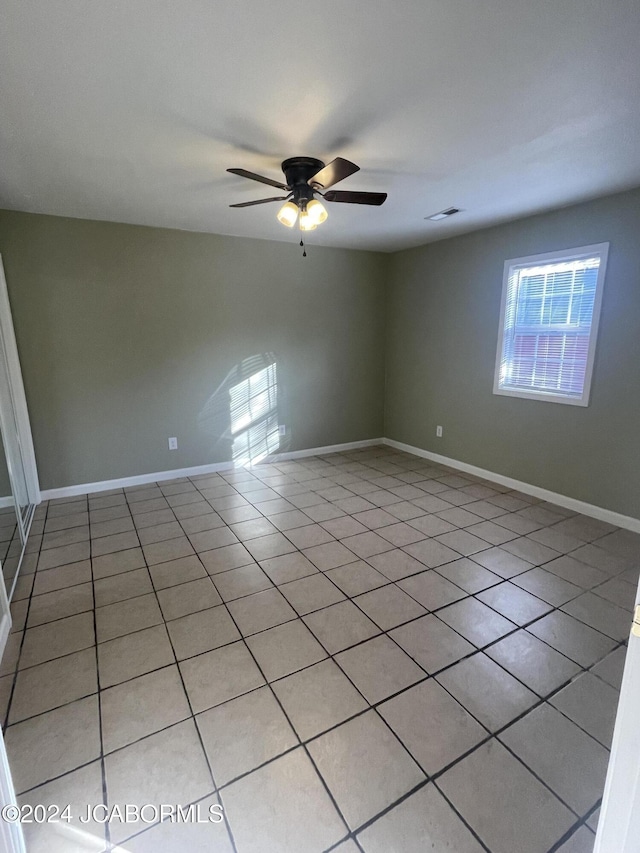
[[278, 425, 286, 436], [168, 437, 178, 450], [436, 425, 443, 438]]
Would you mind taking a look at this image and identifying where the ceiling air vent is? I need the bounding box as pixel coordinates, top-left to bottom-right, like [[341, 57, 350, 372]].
[[426, 207, 460, 221]]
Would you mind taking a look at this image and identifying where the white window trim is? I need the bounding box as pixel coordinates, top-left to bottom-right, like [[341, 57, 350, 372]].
[[493, 242, 609, 407]]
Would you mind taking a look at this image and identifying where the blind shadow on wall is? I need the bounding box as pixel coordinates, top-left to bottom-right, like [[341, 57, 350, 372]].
[[198, 352, 289, 467]]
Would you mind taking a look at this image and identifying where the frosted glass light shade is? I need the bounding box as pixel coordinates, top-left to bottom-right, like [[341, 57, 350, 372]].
[[277, 201, 298, 227], [299, 210, 317, 231], [306, 199, 328, 224]]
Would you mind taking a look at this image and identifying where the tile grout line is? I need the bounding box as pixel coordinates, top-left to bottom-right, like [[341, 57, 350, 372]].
[[3, 447, 634, 852], [2, 500, 51, 731], [191, 453, 631, 848], [6, 513, 628, 742], [116, 485, 240, 853], [17, 534, 631, 658], [6, 546, 628, 694], [88, 494, 112, 853], [201, 575, 356, 850]]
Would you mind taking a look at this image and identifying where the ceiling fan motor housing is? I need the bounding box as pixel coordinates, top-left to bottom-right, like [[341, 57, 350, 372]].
[[282, 157, 325, 207], [227, 156, 385, 212]]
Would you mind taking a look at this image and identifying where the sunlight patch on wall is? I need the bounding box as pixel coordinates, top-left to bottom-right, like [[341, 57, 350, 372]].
[[197, 352, 288, 467], [230, 360, 280, 467]]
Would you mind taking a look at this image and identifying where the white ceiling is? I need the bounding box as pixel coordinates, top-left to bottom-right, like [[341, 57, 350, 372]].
[[1, 0, 640, 252]]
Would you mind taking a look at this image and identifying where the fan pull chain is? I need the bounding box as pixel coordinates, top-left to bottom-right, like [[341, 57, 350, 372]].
[[300, 238, 306, 258]]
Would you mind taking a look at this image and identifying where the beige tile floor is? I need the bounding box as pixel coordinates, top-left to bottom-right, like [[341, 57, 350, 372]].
[[0, 446, 638, 852]]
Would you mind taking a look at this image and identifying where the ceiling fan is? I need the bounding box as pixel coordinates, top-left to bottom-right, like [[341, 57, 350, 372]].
[[227, 156, 387, 231]]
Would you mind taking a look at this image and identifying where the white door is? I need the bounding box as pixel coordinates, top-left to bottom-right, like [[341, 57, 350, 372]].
[[0, 257, 40, 629], [594, 584, 640, 852], [0, 257, 40, 517]]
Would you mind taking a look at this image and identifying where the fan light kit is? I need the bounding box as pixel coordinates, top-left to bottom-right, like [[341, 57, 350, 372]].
[[228, 157, 387, 235], [278, 198, 328, 231]]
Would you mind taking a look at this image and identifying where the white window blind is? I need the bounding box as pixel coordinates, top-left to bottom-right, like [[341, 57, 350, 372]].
[[494, 244, 608, 406]]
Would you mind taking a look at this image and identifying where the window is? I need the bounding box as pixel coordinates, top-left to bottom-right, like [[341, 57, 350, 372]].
[[494, 243, 608, 406]]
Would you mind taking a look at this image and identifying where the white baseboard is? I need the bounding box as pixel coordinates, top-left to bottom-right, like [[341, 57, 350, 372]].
[[383, 438, 640, 534], [39, 439, 385, 501], [38, 436, 640, 534], [266, 438, 384, 463], [40, 461, 237, 501], [0, 497, 13, 509]]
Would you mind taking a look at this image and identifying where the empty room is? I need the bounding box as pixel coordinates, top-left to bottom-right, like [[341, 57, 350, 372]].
[[0, 1, 639, 852]]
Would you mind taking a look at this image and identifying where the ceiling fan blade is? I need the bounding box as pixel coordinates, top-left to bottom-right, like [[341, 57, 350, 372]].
[[227, 168, 288, 190], [308, 157, 360, 189], [323, 190, 387, 206], [229, 196, 289, 208]]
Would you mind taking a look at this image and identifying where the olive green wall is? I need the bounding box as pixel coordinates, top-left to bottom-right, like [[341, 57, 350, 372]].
[[0, 211, 387, 490], [1, 188, 638, 518], [385, 187, 640, 518]]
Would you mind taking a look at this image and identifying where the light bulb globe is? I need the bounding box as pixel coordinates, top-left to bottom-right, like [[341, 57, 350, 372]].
[[306, 199, 328, 224], [277, 201, 298, 228], [299, 210, 317, 231]]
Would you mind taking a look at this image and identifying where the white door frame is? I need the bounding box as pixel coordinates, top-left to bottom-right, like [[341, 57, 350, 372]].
[[594, 582, 640, 852], [0, 724, 25, 853], [0, 255, 40, 508], [0, 256, 31, 853]]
